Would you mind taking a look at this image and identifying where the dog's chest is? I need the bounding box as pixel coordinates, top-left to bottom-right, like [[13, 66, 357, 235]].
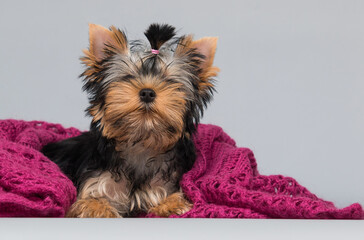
[[116, 142, 178, 188]]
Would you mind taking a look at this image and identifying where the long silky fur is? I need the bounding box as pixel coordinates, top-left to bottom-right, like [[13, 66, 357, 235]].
[[42, 124, 196, 192], [42, 23, 216, 216]]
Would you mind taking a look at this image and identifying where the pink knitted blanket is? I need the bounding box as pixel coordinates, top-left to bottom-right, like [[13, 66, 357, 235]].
[[0, 119, 362, 218], [0, 120, 80, 217]]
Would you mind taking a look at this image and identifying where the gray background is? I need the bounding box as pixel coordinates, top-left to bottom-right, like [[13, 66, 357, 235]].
[[0, 0, 363, 210]]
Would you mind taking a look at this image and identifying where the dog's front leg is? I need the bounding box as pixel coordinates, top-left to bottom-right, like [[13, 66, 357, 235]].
[[66, 171, 127, 218], [148, 192, 192, 217]]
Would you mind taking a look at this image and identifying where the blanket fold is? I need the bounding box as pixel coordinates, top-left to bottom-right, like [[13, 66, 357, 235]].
[[0, 120, 80, 217], [176, 124, 363, 219], [0, 119, 362, 218]]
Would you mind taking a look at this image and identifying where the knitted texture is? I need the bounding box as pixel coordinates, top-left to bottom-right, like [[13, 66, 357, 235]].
[[0, 119, 362, 218], [173, 124, 363, 219], [0, 120, 80, 217]]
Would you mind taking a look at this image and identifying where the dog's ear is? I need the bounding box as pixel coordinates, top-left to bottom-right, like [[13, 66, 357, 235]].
[[81, 24, 128, 81], [190, 37, 219, 82], [176, 36, 219, 96], [180, 36, 219, 95], [84, 23, 128, 63]]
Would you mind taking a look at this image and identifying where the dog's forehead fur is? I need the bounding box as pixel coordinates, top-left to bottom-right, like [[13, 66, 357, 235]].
[[102, 42, 198, 99]]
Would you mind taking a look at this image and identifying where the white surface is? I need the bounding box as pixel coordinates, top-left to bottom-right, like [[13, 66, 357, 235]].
[[0, 0, 363, 209], [0, 219, 363, 240]]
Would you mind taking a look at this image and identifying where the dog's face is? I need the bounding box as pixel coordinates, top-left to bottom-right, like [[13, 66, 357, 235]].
[[81, 24, 219, 151]]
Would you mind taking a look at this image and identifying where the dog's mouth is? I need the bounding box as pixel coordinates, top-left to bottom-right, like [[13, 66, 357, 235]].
[[140, 102, 155, 112]]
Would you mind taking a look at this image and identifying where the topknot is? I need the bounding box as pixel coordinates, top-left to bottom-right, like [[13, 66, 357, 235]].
[[144, 23, 176, 50]]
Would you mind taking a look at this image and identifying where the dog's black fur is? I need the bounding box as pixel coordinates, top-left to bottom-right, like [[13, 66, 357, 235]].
[[42, 125, 196, 194]]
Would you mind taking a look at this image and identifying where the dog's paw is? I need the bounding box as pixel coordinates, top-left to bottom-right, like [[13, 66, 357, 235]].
[[148, 192, 192, 217], [66, 198, 121, 218]]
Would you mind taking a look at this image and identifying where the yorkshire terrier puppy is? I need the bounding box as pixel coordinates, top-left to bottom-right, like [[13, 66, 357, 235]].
[[42, 23, 219, 217]]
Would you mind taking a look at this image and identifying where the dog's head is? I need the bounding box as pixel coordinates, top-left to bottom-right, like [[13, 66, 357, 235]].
[[81, 23, 219, 151]]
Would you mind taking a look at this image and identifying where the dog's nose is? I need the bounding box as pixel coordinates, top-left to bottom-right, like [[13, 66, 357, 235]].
[[139, 88, 156, 103]]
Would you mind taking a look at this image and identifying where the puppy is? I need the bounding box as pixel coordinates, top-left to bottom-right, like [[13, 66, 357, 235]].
[[42, 23, 219, 217]]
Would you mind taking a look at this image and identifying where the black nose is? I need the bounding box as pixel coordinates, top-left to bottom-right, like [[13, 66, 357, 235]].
[[139, 88, 156, 103]]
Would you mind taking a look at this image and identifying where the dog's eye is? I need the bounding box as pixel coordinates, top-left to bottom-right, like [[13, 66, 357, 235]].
[[120, 74, 134, 83], [165, 79, 178, 84]]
